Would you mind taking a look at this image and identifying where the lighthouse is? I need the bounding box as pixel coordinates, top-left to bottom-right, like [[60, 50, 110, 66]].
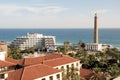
[[94, 13, 98, 44], [85, 13, 102, 51]]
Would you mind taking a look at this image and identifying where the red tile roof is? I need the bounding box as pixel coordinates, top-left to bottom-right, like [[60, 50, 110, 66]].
[[43, 55, 79, 67], [6, 53, 79, 67], [24, 56, 44, 66], [0, 60, 15, 67], [21, 64, 61, 80], [80, 68, 93, 79], [6, 53, 79, 80], [7, 68, 23, 80], [0, 42, 6, 45], [8, 64, 61, 80], [5, 58, 25, 65]]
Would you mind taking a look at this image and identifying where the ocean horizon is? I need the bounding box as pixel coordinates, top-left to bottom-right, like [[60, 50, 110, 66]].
[[0, 28, 120, 49]]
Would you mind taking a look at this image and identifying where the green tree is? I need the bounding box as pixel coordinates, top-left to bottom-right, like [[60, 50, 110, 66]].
[[11, 47, 20, 54], [8, 53, 22, 60], [8, 47, 22, 60], [115, 53, 120, 63], [108, 63, 120, 78], [78, 40, 83, 51], [64, 40, 70, 54]]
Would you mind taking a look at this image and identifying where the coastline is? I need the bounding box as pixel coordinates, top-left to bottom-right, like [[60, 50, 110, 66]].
[[0, 28, 120, 49]]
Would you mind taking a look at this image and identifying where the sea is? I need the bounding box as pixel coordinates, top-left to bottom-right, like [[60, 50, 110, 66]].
[[0, 28, 120, 49]]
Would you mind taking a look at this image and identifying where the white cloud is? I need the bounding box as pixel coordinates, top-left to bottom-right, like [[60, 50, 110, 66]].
[[0, 5, 67, 16], [0, 14, 93, 28], [0, 6, 120, 28]]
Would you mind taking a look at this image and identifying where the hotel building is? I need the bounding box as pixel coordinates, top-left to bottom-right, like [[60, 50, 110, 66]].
[[10, 33, 56, 51]]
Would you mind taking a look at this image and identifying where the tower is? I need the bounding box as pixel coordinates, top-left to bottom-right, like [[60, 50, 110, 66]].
[[94, 13, 98, 44]]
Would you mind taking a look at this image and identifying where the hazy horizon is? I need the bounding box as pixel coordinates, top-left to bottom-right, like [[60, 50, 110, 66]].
[[0, 0, 120, 29]]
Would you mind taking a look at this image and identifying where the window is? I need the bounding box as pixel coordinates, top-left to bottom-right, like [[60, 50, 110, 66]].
[[56, 74, 60, 80], [49, 76, 53, 80], [71, 64, 74, 67], [61, 66, 64, 70], [0, 74, 4, 78], [66, 65, 69, 70], [76, 63, 78, 66], [67, 65, 69, 68]]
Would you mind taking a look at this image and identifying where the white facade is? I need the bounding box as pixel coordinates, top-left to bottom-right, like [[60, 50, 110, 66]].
[[36, 61, 81, 80], [0, 51, 8, 80], [10, 33, 56, 51], [85, 43, 102, 51], [54, 61, 81, 75], [0, 51, 6, 60], [35, 72, 62, 80]]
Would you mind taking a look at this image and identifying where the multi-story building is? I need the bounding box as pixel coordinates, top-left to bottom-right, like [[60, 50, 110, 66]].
[[0, 51, 81, 80], [10, 33, 56, 51]]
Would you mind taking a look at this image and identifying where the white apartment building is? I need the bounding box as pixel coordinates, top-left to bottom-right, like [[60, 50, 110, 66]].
[[10, 33, 56, 51]]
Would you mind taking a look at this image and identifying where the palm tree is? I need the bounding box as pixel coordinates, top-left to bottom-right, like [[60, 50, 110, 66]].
[[64, 40, 70, 54], [78, 40, 86, 50], [78, 40, 83, 51], [69, 66, 79, 80], [61, 67, 67, 80]]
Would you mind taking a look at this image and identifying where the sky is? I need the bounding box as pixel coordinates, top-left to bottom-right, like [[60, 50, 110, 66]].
[[0, 0, 120, 29]]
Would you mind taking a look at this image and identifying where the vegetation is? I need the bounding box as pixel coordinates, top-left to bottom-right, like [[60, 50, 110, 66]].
[[8, 40, 120, 79], [64, 40, 70, 54], [8, 46, 37, 60], [8, 47, 22, 60], [21, 46, 36, 53], [61, 66, 80, 80], [56, 40, 120, 79]]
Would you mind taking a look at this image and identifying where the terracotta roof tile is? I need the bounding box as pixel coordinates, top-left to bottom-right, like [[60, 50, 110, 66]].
[[0, 60, 15, 67], [8, 68, 23, 80], [43, 55, 79, 67], [80, 68, 93, 79], [21, 64, 61, 80], [24, 53, 63, 66], [8, 64, 61, 80], [0, 42, 6, 45], [6, 53, 79, 67], [24, 56, 44, 66], [6, 58, 25, 65], [6, 53, 79, 80]]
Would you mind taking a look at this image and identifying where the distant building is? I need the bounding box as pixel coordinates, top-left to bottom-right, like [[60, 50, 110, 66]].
[[10, 33, 56, 51], [86, 43, 102, 51], [85, 13, 103, 51], [0, 52, 81, 80], [0, 42, 7, 57]]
